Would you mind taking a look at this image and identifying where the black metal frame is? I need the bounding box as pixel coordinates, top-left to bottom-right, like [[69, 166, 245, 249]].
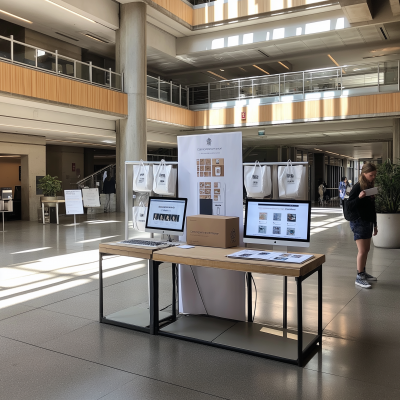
[[152, 261, 323, 367], [99, 251, 323, 367]]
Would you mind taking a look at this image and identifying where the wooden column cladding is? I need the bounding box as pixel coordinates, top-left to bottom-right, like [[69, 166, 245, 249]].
[[0, 61, 128, 116]]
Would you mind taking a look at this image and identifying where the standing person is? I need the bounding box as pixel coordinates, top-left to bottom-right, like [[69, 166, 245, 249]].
[[346, 163, 378, 289], [339, 177, 349, 207]]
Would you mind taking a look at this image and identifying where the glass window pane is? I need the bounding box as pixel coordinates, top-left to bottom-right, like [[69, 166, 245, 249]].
[[147, 76, 158, 99], [181, 88, 187, 107], [0, 38, 11, 60], [57, 55, 74, 77], [92, 66, 106, 86], [36, 50, 56, 72], [14, 43, 35, 66], [172, 84, 179, 105], [112, 73, 122, 90], [160, 82, 170, 102], [76, 62, 90, 82]]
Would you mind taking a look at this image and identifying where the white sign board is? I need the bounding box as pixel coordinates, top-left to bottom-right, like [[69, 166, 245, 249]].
[[64, 190, 84, 215], [178, 131, 245, 321], [82, 188, 100, 207]]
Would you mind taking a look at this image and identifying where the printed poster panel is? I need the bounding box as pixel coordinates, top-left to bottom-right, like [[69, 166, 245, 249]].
[[178, 131, 245, 321], [64, 190, 84, 215], [82, 188, 101, 207]]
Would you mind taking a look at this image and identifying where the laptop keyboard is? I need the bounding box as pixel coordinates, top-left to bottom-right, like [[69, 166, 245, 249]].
[[120, 239, 170, 247]]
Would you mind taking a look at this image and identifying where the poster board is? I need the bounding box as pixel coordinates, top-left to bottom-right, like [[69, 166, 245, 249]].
[[64, 190, 84, 215], [82, 188, 101, 207], [178, 131, 245, 321]]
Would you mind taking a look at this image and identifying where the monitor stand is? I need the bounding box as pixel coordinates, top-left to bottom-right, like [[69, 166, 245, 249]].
[[273, 245, 288, 253]]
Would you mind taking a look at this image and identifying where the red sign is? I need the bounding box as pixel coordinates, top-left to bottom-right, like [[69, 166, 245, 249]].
[[72, 163, 75, 172], [241, 112, 246, 120]]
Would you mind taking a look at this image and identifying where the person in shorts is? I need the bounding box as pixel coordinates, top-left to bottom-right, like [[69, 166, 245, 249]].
[[347, 163, 378, 289]]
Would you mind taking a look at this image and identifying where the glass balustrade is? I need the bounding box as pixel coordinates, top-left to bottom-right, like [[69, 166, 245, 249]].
[[146, 75, 189, 108], [188, 61, 400, 107], [0, 34, 123, 92]]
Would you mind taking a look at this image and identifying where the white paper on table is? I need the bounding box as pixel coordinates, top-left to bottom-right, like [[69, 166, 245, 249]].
[[364, 187, 378, 196], [226, 250, 313, 264]]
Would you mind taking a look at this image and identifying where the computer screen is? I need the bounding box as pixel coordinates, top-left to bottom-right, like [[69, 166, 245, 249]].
[[244, 199, 311, 247], [145, 197, 187, 234]]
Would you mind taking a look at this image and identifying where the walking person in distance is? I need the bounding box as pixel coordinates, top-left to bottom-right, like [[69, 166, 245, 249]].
[[339, 176, 349, 207], [346, 163, 378, 289]]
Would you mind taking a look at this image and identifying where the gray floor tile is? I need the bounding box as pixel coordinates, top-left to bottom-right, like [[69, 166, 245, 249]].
[[0, 336, 133, 400], [306, 336, 400, 390], [0, 308, 93, 345], [100, 375, 223, 400], [0, 303, 36, 321]]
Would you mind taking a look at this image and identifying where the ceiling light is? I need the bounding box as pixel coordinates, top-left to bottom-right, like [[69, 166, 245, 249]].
[[46, 139, 115, 147], [228, 20, 238, 24], [220, 69, 224, 71], [0, 9, 32, 23], [327, 54, 340, 67], [239, 67, 247, 72], [278, 61, 290, 70], [84, 33, 109, 44], [44, 0, 95, 23], [249, 17, 259, 20], [55, 32, 79, 42], [207, 71, 227, 80], [102, 140, 116, 144], [253, 65, 270, 75], [314, 148, 323, 151]]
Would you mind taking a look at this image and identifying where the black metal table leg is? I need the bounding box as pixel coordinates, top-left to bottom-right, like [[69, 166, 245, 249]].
[[172, 263, 177, 321], [283, 276, 287, 329], [99, 252, 104, 322], [149, 260, 159, 335], [318, 265, 323, 343], [296, 276, 303, 367], [247, 272, 253, 322]]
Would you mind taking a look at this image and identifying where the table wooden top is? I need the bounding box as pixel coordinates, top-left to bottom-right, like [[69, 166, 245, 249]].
[[41, 200, 66, 204], [99, 241, 160, 260], [153, 246, 325, 277]]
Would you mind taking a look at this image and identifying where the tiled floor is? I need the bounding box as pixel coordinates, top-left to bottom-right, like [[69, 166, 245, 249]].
[[1, 210, 399, 399]]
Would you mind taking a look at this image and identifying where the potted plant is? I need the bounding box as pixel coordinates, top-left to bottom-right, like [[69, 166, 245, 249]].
[[373, 159, 400, 248], [37, 175, 62, 206]]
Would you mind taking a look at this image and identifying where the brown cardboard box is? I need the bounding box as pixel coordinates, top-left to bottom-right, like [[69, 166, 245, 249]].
[[186, 215, 239, 248]]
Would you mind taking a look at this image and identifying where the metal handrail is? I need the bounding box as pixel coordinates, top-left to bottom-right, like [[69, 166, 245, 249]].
[[76, 164, 116, 186], [147, 75, 189, 108], [0, 34, 123, 91]]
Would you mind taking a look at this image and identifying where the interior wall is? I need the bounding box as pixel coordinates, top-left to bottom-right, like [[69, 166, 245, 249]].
[[46, 145, 84, 193], [0, 133, 46, 221], [25, 29, 82, 60], [0, 158, 21, 196]]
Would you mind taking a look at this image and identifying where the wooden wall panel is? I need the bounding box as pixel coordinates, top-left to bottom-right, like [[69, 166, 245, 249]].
[[0, 61, 127, 115], [194, 0, 327, 25], [152, 0, 193, 25], [147, 100, 195, 127]]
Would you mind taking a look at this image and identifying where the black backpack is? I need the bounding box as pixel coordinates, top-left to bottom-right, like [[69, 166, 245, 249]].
[[343, 199, 359, 221]]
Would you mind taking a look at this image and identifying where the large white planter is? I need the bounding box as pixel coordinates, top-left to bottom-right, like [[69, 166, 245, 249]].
[[373, 213, 400, 248]]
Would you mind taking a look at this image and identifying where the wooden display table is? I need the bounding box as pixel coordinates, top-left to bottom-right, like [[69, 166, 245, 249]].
[[41, 199, 65, 225], [152, 246, 325, 366], [99, 242, 176, 333]]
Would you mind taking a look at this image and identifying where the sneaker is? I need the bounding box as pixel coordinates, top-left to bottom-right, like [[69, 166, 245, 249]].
[[364, 272, 377, 281], [355, 273, 372, 288]]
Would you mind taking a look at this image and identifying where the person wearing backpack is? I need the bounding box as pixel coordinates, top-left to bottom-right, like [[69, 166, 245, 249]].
[[345, 163, 378, 289]]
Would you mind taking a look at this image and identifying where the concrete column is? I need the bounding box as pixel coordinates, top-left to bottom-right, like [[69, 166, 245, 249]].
[[381, 142, 389, 163], [117, 2, 147, 212]]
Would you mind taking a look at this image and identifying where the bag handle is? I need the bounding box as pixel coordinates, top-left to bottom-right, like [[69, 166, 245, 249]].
[[135, 159, 147, 185], [155, 159, 167, 181], [252, 160, 264, 178]]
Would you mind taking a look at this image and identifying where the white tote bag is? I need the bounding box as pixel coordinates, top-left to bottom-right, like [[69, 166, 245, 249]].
[[133, 202, 148, 232], [244, 161, 271, 198], [153, 160, 176, 195], [133, 160, 153, 192], [278, 160, 305, 199]]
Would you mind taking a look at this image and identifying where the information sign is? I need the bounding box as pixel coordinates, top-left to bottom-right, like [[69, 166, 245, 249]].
[[64, 190, 84, 215], [82, 188, 100, 207]]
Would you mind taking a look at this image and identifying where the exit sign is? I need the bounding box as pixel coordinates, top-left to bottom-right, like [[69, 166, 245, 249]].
[[241, 112, 246, 120]]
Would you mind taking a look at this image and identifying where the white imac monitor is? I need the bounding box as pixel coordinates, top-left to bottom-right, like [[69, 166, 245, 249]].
[[244, 199, 311, 248], [145, 197, 188, 236]]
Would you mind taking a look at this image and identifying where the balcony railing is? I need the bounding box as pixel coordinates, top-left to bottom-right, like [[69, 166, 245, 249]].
[[0, 34, 123, 91], [188, 60, 400, 108], [147, 75, 189, 108]]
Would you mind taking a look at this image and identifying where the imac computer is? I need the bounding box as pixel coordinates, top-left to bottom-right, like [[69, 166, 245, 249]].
[[244, 199, 311, 248], [145, 197, 188, 236]]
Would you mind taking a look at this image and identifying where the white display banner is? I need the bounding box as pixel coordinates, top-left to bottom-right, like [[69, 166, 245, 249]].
[[178, 131, 245, 321], [82, 188, 101, 207], [64, 190, 84, 215]]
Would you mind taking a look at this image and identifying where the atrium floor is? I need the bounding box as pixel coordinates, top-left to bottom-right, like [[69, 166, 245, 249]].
[[0, 209, 399, 400]]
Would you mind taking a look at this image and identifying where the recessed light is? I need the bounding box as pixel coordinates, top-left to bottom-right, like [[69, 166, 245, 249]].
[[253, 65, 270, 75], [84, 33, 109, 44], [0, 9, 32, 23], [207, 71, 227, 80], [278, 61, 290, 70], [44, 0, 95, 23]]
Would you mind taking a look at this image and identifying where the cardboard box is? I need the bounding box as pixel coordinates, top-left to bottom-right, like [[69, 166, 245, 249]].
[[186, 215, 239, 248]]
